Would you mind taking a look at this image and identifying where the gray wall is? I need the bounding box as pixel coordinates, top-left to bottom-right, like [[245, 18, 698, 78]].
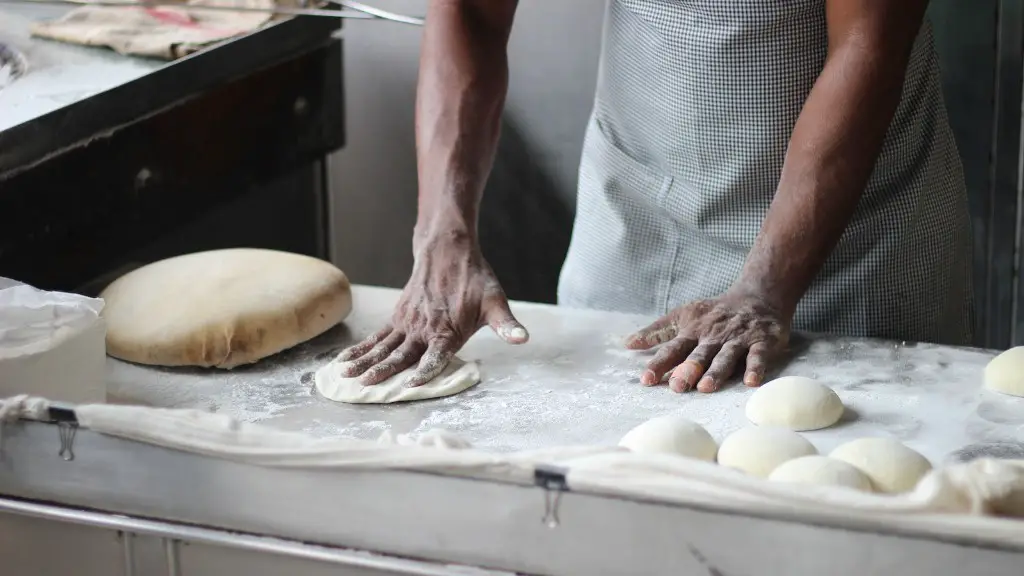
[[329, 0, 604, 301]]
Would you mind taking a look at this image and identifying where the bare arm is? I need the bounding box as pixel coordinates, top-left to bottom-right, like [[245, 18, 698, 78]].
[[630, 0, 933, 393], [734, 0, 932, 317], [337, 0, 525, 386], [413, 0, 519, 246]]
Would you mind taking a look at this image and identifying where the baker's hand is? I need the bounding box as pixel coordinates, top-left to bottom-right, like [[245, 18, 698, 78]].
[[625, 290, 790, 393], [337, 234, 528, 387]]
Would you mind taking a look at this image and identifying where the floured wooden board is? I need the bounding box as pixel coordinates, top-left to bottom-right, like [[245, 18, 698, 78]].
[[107, 286, 1024, 465]]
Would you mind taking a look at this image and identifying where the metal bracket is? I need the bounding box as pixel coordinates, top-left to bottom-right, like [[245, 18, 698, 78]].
[[534, 465, 569, 529]]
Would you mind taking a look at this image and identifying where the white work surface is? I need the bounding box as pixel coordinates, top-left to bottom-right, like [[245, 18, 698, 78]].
[[108, 285, 1024, 465]]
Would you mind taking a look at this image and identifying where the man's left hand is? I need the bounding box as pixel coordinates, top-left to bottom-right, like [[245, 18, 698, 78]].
[[625, 291, 791, 393]]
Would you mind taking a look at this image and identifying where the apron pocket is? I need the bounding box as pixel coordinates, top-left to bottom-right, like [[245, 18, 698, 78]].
[[558, 116, 677, 315]]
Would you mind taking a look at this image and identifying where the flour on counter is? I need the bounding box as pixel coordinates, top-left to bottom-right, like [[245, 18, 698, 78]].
[[107, 286, 1024, 463]]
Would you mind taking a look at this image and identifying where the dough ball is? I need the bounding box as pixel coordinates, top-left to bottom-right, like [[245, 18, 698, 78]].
[[745, 376, 844, 431], [984, 347, 1024, 397], [101, 248, 351, 369], [768, 455, 873, 492], [716, 426, 818, 478], [618, 414, 718, 461], [829, 437, 932, 494], [315, 356, 480, 404]]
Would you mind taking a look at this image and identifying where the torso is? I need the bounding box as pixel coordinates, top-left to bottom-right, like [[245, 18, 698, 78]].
[[557, 0, 974, 345]]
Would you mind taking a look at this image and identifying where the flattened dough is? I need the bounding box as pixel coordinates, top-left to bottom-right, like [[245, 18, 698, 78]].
[[745, 376, 844, 431], [315, 356, 481, 404], [984, 346, 1024, 397], [101, 249, 351, 369]]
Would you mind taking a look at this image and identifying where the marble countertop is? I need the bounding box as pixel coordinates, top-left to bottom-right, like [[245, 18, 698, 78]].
[[107, 285, 1024, 465]]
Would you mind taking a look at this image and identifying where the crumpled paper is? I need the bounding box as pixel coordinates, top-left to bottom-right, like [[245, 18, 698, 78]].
[[0, 277, 104, 360], [29, 0, 276, 60]]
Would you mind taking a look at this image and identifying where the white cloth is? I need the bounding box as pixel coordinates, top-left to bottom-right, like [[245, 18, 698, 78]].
[[2, 395, 1024, 544]]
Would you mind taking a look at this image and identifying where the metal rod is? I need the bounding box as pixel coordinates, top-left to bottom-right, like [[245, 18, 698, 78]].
[[0, 0, 425, 22], [164, 538, 180, 576], [121, 532, 136, 576], [332, 0, 423, 26], [0, 497, 504, 575]]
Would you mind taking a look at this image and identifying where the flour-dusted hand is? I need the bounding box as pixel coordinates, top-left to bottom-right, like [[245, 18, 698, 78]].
[[625, 290, 790, 393], [339, 0, 525, 385], [337, 234, 528, 387]]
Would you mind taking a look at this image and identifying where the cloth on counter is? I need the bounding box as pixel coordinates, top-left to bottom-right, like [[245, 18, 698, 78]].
[[3, 395, 1024, 546], [29, 0, 275, 60]]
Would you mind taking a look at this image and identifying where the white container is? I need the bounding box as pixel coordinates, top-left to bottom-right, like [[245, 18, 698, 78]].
[[0, 278, 106, 404]]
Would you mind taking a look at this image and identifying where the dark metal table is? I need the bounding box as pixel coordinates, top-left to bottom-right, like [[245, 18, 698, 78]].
[[0, 5, 344, 292]]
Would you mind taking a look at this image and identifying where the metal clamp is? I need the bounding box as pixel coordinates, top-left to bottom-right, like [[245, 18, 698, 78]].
[[534, 465, 569, 529], [48, 404, 80, 462], [57, 422, 77, 461]]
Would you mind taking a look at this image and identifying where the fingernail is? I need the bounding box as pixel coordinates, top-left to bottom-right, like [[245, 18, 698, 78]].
[[697, 377, 716, 393], [505, 326, 528, 341], [679, 364, 698, 384], [668, 377, 683, 393], [640, 370, 657, 386], [744, 373, 761, 387]]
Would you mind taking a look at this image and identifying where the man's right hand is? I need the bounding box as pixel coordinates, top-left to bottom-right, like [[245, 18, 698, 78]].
[[338, 0, 524, 387], [337, 233, 528, 387]]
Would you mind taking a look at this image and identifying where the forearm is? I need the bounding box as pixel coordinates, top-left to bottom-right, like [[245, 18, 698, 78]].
[[413, 0, 517, 248], [735, 3, 927, 316]]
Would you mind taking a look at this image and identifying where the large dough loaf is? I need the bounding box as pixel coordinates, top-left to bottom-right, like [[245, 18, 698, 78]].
[[100, 248, 351, 369]]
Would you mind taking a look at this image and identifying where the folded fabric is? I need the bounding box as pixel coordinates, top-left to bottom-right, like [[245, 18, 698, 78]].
[[4, 394, 1024, 548], [30, 0, 275, 60]]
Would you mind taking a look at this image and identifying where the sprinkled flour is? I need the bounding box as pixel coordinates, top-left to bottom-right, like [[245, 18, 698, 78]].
[[107, 286, 1024, 463]]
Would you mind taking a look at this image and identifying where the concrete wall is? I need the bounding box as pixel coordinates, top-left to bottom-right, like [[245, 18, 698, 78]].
[[328, 0, 605, 302]]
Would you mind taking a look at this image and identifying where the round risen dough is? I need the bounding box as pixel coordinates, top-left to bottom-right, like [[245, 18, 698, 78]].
[[100, 249, 351, 369], [315, 356, 480, 404], [618, 414, 718, 461], [716, 426, 818, 478], [984, 347, 1024, 397], [829, 437, 932, 494], [745, 376, 844, 431], [768, 455, 873, 491]]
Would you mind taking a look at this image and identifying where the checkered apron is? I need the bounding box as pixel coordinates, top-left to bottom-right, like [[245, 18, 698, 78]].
[[557, 0, 974, 345]]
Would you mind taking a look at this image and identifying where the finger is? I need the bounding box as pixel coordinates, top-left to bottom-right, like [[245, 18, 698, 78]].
[[697, 342, 744, 393], [668, 342, 721, 393], [339, 331, 405, 377], [358, 340, 427, 385], [743, 341, 770, 387], [403, 338, 457, 388], [483, 297, 529, 344], [338, 326, 392, 362], [625, 317, 677, 350], [640, 337, 697, 386]]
